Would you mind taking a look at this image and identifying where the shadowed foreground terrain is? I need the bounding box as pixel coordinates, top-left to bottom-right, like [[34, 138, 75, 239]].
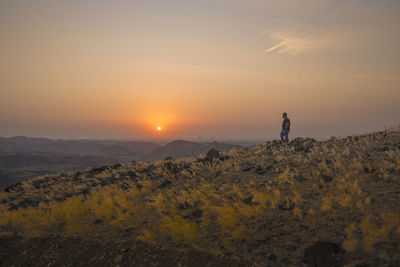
[[0, 130, 399, 266]]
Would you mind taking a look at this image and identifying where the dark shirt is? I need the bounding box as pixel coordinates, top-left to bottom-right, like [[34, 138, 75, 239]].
[[282, 118, 290, 131]]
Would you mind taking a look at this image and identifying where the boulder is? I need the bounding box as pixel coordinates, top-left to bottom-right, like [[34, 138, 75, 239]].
[[205, 149, 220, 162]]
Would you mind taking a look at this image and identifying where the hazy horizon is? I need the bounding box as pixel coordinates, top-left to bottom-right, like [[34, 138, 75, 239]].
[[1, 0, 399, 140]]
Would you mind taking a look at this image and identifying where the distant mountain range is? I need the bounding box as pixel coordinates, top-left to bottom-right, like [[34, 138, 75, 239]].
[[0, 136, 241, 188]]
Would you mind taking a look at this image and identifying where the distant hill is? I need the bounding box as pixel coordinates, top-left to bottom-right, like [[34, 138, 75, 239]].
[[0, 136, 159, 156], [0, 136, 240, 188]]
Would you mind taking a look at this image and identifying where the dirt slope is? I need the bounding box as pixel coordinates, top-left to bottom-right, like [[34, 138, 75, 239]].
[[0, 129, 399, 266]]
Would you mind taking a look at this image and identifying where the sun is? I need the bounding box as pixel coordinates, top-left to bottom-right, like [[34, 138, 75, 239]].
[[157, 126, 162, 131]]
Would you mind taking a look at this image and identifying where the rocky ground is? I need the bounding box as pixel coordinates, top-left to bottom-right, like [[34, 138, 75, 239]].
[[0, 235, 250, 267], [0, 130, 399, 266]]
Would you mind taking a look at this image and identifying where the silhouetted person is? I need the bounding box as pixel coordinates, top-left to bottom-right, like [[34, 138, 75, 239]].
[[280, 112, 290, 142]]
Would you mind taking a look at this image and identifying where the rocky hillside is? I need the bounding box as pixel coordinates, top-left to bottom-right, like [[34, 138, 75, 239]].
[[0, 137, 240, 188], [0, 130, 399, 266]]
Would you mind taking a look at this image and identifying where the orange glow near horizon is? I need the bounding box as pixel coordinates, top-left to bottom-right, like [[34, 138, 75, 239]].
[[135, 110, 181, 136]]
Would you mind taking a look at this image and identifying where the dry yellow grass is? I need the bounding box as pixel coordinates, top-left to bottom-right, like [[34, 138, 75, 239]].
[[0, 129, 399, 265]]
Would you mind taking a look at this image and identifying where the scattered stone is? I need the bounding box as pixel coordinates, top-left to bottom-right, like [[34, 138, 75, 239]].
[[112, 164, 122, 169], [242, 164, 254, 172], [278, 199, 295, 210], [191, 209, 203, 219], [89, 166, 108, 174], [126, 171, 138, 179], [4, 183, 23, 193], [292, 137, 306, 143], [205, 149, 220, 162], [243, 196, 254, 205], [294, 176, 306, 182], [321, 175, 333, 183], [364, 167, 375, 173], [255, 166, 266, 175], [265, 165, 273, 171], [153, 179, 171, 190], [219, 155, 230, 161], [74, 171, 82, 179], [165, 162, 178, 174], [93, 219, 103, 225], [268, 253, 277, 261], [177, 202, 192, 210]]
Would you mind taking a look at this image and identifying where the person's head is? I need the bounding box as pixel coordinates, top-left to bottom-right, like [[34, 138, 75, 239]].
[[282, 112, 287, 118]]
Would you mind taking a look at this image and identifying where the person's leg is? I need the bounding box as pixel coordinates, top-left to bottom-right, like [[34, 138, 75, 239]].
[[280, 130, 285, 141], [285, 130, 289, 142]]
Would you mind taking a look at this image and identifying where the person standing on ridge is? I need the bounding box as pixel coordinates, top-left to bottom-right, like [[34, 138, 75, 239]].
[[280, 112, 291, 142]]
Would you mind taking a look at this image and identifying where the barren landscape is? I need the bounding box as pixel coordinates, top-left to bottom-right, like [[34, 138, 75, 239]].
[[1, 129, 399, 266], [0, 137, 239, 188]]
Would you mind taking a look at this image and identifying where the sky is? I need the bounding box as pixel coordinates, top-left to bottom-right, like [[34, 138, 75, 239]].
[[0, 0, 399, 141]]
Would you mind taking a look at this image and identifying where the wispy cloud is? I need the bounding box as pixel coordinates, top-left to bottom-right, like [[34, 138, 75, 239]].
[[262, 29, 332, 55]]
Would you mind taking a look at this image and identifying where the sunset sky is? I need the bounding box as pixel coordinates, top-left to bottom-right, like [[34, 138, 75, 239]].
[[1, 0, 399, 140]]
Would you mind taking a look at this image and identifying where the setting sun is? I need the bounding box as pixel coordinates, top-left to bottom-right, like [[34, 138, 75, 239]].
[[157, 126, 162, 131]]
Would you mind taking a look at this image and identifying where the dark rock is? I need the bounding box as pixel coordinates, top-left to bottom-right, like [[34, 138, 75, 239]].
[[183, 163, 192, 169], [191, 209, 203, 219], [219, 155, 230, 161], [292, 137, 306, 143], [304, 147, 312, 153], [74, 171, 82, 179], [255, 166, 266, 175], [278, 199, 295, 210], [32, 180, 43, 189], [140, 166, 154, 174], [177, 202, 191, 210], [364, 167, 375, 173], [243, 196, 254, 205], [205, 149, 220, 162], [304, 241, 344, 267], [93, 219, 103, 225], [112, 164, 122, 169], [294, 176, 306, 182], [154, 179, 171, 189], [268, 253, 277, 261], [4, 183, 23, 193], [243, 167, 253, 172], [321, 175, 333, 183], [265, 165, 273, 171], [89, 166, 108, 174], [164, 156, 173, 161], [135, 182, 143, 189], [14, 198, 37, 209], [242, 164, 254, 172], [165, 162, 178, 174], [126, 171, 138, 179]]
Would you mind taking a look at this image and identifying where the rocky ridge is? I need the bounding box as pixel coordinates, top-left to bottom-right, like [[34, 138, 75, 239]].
[[0, 130, 399, 266]]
